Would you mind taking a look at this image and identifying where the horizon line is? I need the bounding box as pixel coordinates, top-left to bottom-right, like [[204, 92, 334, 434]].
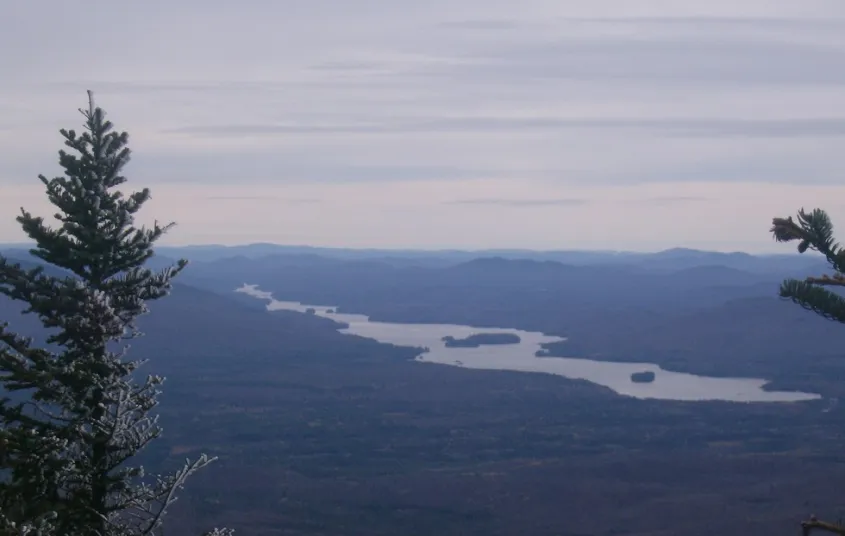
[[0, 241, 802, 258]]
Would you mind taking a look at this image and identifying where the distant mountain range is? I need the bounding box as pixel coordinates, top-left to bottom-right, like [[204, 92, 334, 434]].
[[3, 242, 845, 534], [130, 245, 840, 396], [2, 242, 841, 397], [0, 242, 828, 274], [0, 278, 417, 379]]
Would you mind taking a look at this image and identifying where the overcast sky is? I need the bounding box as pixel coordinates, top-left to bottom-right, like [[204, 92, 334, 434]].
[[2, 0, 845, 252]]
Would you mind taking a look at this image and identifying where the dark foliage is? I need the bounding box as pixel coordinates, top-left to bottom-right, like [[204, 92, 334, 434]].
[[4, 242, 844, 534]]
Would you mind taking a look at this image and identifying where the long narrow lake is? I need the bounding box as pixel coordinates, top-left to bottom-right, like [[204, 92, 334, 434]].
[[237, 284, 821, 403]]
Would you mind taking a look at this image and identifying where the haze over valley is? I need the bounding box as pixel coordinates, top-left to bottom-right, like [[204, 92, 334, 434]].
[[3, 242, 845, 534], [3, 1, 845, 534]]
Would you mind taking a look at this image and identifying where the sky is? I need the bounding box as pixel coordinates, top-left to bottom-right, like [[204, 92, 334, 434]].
[[2, 0, 845, 252]]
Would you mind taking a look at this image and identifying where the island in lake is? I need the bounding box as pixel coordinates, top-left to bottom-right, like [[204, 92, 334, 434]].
[[630, 371, 656, 383], [442, 333, 522, 348]]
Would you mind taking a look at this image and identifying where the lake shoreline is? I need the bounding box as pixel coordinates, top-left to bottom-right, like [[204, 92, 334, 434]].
[[236, 284, 822, 404], [531, 348, 812, 395]]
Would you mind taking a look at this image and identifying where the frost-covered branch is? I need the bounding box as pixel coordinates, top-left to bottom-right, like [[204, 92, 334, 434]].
[[771, 208, 845, 324], [802, 516, 845, 536], [0, 92, 228, 534]]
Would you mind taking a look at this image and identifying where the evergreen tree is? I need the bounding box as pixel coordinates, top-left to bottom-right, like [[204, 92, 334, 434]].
[[0, 92, 231, 535], [771, 208, 845, 535], [771, 208, 845, 322]]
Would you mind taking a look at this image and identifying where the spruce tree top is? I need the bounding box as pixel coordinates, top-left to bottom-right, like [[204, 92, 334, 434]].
[[0, 92, 223, 536], [23, 90, 186, 282], [3, 91, 187, 347]]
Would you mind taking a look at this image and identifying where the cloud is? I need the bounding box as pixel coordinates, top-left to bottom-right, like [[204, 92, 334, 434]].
[[449, 197, 590, 207], [7, 179, 845, 253], [423, 36, 845, 89], [639, 196, 710, 205], [438, 19, 521, 30], [2, 0, 845, 249], [554, 15, 843, 28], [128, 154, 493, 184], [451, 195, 709, 208], [163, 117, 845, 138], [308, 60, 392, 73], [202, 196, 322, 204]]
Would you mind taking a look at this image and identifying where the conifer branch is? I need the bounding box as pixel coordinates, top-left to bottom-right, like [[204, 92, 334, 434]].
[[772, 208, 845, 273], [806, 273, 845, 287], [772, 210, 845, 534], [771, 208, 845, 325], [0, 91, 228, 534], [802, 517, 845, 536], [779, 279, 845, 323]]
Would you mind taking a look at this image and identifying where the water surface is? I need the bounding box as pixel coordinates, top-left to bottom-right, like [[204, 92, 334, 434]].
[[237, 284, 821, 403]]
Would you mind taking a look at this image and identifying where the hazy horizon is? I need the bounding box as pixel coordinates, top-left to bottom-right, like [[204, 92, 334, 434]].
[[0, 239, 809, 257], [3, 1, 845, 253]]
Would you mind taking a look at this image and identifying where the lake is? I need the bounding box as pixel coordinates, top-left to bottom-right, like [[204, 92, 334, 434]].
[[237, 284, 821, 403]]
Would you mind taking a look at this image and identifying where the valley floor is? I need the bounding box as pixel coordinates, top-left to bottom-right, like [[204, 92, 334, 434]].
[[156, 357, 843, 536]]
